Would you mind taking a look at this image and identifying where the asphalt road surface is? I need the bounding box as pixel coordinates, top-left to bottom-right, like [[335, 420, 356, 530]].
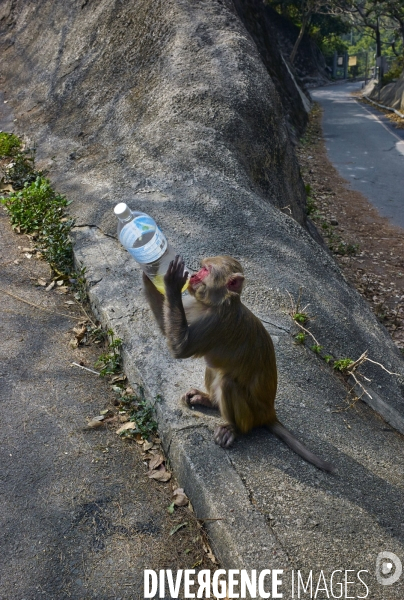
[[312, 81, 404, 228]]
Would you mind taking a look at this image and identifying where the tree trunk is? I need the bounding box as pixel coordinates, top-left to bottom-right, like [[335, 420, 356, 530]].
[[375, 17, 381, 58], [290, 13, 311, 64]]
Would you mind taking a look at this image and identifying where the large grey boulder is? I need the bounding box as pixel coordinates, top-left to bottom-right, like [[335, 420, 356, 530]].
[[367, 70, 404, 113]]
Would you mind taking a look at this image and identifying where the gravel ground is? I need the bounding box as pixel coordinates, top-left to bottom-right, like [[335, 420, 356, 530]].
[[0, 206, 216, 600]]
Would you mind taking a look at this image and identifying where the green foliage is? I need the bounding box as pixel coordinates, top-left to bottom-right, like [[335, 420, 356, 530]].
[[0, 132, 22, 157], [336, 241, 360, 256], [129, 395, 159, 439], [334, 358, 354, 372], [310, 344, 322, 354], [4, 149, 41, 190], [382, 57, 404, 86], [0, 133, 43, 189], [95, 329, 123, 376], [295, 331, 306, 344], [0, 176, 74, 274], [318, 31, 349, 57], [118, 386, 160, 440], [70, 267, 88, 303], [293, 312, 308, 324]]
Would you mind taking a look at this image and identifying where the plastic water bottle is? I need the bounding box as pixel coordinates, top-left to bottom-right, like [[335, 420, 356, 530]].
[[114, 203, 187, 295]]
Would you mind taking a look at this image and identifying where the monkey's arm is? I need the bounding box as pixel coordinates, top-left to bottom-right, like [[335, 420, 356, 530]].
[[164, 256, 216, 359], [142, 272, 166, 334]]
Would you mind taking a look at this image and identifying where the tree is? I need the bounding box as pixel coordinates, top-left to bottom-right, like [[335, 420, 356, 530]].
[[267, 0, 352, 63], [378, 1, 404, 56]]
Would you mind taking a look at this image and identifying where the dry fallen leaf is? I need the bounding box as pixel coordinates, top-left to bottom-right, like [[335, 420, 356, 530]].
[[87, 415, 105, 428], [0, 182, 14, 193], [37, 278, 47, 286], [173, 488, 189, 507], [72, 325, 87, 343], [111, 374, 127, 383], [116, 422, 137, 435], [148, 454, 164, 470], [148, 470, 172, 482], [143, 441, 153, 451]]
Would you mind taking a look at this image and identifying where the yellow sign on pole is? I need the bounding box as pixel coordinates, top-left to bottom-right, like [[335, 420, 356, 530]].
[[348, 56, 357, 66]]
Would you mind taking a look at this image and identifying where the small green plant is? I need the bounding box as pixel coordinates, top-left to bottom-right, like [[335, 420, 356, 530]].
[[310, 344, 322, 354], [293, 312, 308, 325], [323, 355, 333, 364], [382, 58, 404, 86], [306, 196, 316, 216], [118, 386, 160, 440], [129, 395, 159, 439], [70, 267, 88, 303], [333, 358, 354, 372], [4, 149, 41, 189], [295, 332, 306, 344], [0, 132, 22, 157], [336, 241, 359, 256], [1, 176, 74, 274], [95, 329, 123, 376]]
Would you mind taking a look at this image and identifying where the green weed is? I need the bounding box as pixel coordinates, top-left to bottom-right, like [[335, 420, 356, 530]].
[[0, 132, 22, 157], [1, 176, 74, 275], [295, 332, 306, 344], [293, 312, 308, 325], [118, 386, 160, 440], [333, 358, 354, 372], [95, 329, 123, 377]]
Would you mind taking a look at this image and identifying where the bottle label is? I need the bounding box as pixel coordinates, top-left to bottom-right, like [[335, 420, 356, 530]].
[[120, 216, 167, 263]]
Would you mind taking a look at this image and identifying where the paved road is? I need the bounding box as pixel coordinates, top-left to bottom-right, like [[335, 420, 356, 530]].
[[312, 81, 404, 228]]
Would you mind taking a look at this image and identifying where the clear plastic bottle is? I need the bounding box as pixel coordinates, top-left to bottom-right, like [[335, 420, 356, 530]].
[[114, 203, 187, 295]]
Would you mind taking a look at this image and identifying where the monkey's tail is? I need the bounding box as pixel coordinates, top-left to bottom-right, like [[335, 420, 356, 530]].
[[268, 421, 335, 473]]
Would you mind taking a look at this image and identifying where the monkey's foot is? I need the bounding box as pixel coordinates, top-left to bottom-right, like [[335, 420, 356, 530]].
[[214, 425, 235, 448], [182, 388, 214, 408]]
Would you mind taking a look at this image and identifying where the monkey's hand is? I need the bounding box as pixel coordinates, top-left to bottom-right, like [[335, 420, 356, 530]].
[[164, 255, 189, 297]]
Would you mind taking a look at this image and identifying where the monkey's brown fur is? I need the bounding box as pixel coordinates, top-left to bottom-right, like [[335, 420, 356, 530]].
[[143, 255, 334, 472]]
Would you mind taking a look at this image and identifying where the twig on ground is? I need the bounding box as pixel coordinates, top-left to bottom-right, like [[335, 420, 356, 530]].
[[71, 362, 101, 375], [0, 287, 83, 321]]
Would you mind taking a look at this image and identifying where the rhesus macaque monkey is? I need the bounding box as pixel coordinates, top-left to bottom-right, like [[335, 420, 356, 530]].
[[143, 255, 334, 473]]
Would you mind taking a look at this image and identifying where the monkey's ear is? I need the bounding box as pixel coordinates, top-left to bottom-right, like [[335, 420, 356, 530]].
[[226, 273, 244, 294]]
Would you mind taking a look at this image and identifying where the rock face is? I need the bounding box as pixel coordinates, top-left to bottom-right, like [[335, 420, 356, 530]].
[[0, 0, 310, 228], [366, 71, 404, 113]]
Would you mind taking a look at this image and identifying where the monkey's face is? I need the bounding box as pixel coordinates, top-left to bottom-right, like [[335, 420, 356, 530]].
[[188, 256, 244, 305]]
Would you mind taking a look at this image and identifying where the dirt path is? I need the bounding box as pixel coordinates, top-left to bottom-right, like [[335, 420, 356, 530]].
[[0, 207, 215, 600], [297, 102, 404, 352]]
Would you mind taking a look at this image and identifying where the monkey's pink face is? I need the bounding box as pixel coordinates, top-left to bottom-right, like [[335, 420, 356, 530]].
[[188, 266, 209, 292]]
